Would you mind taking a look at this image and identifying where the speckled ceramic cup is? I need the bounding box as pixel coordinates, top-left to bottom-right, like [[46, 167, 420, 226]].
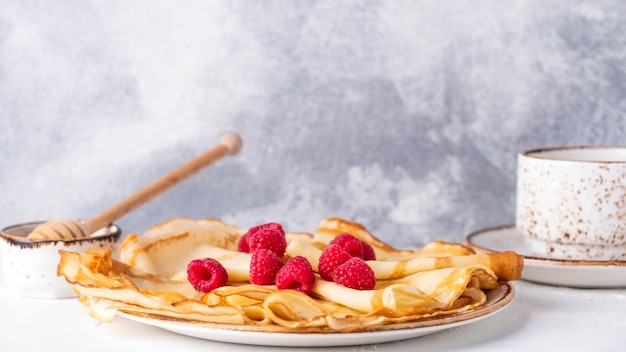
[[515, 146, 626, 261], [0, 221, 121, 298]]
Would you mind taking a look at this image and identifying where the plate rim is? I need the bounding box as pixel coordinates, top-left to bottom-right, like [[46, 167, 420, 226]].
[[465, 225, 626, 267], [117, 282, 515, 347]]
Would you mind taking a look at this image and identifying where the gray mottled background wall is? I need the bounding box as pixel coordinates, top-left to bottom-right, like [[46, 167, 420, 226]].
[[1, 1, 625, 249]]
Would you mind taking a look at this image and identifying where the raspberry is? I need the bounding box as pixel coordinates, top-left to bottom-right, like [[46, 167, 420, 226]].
[[318, 244, 352, 281], [248, 228, 287, 257], [187, 258, 228, 293], [249, 222, 285, 236], [249, 248, 284, 285], [332, 257, 376, 290], [237, 232, 251, 253], [329, 233, 377, 261], [361, 241, 376, 261], [275, 256, 316, 294], [329, 233, 365, 258], [238, 222, 286, 256]]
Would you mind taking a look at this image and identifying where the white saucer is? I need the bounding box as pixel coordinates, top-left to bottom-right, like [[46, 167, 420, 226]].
[[464, 225, 626, 288]]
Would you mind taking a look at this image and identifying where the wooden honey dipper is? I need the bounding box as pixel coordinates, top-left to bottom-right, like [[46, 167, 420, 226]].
[[26, 133, 243, 241]]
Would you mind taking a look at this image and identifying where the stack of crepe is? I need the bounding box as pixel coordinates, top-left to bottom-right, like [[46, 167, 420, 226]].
[[57, 217, 523, 332]]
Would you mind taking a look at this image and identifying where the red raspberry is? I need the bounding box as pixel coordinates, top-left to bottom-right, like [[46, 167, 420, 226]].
[[361, 241, 376, 260], [275, 256, 316, 294], [318, 244, 352, 281], [248, 228, 287, 257], [329, 233, 365, 258], [329, 233, 377, 261], [249, 222, 285, 236], [187, 258, 229, 292], [238, 222, 286, 256], [332, 257, 376, 290], [249, 248, 284, 285], [237, 232, 251, 253]]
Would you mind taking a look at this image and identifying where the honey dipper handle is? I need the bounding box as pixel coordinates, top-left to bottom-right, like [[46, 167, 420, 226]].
[[85, 133, 243, 233]]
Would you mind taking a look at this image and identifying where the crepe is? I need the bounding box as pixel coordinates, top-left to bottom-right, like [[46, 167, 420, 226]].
[[57, 217, 523, 332]]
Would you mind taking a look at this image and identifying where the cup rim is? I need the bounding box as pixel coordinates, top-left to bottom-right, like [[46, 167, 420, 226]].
[[521, 145, 626, 163]]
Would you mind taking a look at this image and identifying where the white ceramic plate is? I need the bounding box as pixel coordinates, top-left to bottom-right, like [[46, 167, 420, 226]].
[[118, 282, 514, 347], [465, 225, 626, 288]]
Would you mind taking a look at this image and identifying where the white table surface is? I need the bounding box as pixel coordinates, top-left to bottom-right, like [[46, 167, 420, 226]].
[[1, 269, 624, 352]]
